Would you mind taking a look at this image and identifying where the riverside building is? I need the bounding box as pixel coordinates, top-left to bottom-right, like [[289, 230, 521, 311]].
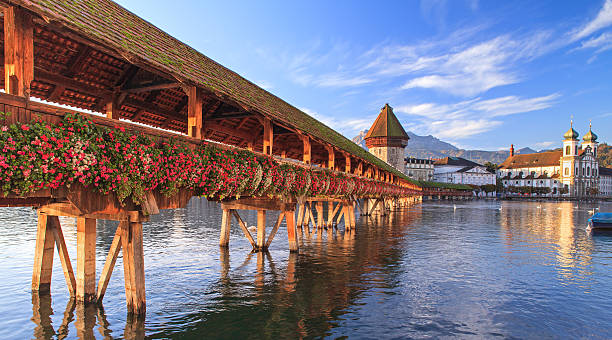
[[405, 157, 434, 181], [498, 122, 611, 197], [433, 157, 496, 186]]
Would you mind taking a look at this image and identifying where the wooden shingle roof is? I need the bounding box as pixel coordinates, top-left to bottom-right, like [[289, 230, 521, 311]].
[[10, 0, 413, 181], [364, 104, 409, 140]]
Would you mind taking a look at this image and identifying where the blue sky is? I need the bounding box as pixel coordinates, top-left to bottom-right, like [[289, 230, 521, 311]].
[[115, 0, 612, 151]]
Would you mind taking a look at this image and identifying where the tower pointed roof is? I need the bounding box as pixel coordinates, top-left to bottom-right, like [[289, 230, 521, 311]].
[[364, 104, 409, 140]]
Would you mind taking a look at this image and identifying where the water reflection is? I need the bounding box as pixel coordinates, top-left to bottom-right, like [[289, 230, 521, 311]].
[[2, 200, 612, 338]]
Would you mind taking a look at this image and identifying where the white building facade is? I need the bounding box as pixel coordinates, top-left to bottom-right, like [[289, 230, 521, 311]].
[[405, 157, 434, 181], [498, 123, 609, 197], [433, 157, 496, 186]]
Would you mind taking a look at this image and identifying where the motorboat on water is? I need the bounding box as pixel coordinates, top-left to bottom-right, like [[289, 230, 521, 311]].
[[588, 213, 612, 230]]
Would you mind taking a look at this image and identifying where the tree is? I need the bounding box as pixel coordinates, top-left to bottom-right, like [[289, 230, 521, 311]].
[[484, 161, 498, 173]]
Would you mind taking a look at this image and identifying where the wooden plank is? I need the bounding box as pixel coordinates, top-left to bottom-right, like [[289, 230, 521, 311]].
[[105, 93, 121, 120], [330, 202, 342, 225], [40, 202, 149, 222], [230, 210, 256, 247], [50, 216, 76, 296], [123, 82, 180, 93], [222, 197, 295, 212], [32, 212, 54, 293], [265, 212, 285, 248], [97, 222, 124, 301], [256, 210, 266, 249], [286, 210, 299, 252], [326, 145, 335, 170], [3, 6, 34, 97], [219, 209, 231, 247], [300, 135, 311, 165], [76, 218, 96, 303]]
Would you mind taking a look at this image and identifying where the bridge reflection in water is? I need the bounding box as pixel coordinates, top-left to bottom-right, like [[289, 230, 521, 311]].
[[20, 199, 422, 339]]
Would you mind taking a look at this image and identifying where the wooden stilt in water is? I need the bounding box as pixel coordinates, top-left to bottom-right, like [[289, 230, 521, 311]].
[[122, 221, 146, 314], [316, 202, 323, 229], [327, 202, 335, 227], [296, 203, 305, 230], [265, 212, 285, 248], [286, 209, 299, 252], [32, 212, 55, 294], [231, 210, 256, 247], [76, 218, 96, 304], [256, 210, 266, 251], [219, 209, 231, 247], [349, 202, 356, 229]]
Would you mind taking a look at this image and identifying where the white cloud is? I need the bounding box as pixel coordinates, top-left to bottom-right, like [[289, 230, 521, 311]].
[[316, 74, 374, 87], [578, 32, 612, 53], [572, 0, 612, 40], [395, 93, 558, 140], [254, 79, 274, 90]]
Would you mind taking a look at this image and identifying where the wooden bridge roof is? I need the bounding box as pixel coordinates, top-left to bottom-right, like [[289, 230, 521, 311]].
[[5, 0, 412, 182]]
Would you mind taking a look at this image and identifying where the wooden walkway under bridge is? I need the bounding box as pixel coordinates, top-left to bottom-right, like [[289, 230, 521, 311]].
[[0, 0, 466, 315]]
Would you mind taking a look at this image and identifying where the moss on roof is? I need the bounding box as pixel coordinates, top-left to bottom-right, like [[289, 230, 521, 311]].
[[16, 0, 412, 181], [364, 103, 409, 140]]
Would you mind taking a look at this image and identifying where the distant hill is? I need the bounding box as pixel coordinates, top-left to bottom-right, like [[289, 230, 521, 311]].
[[352, 129, 536, 165]]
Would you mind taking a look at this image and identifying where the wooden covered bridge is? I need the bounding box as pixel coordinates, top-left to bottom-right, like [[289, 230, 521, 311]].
[[0, 0, 469, 314]]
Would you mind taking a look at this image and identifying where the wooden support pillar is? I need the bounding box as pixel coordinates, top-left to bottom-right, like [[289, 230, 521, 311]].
[[122, 221, 146, 314], [342, 204, 350, 231], [262, 118, 273, 155], [3, 6, 33, 97], [219, 209, 231, 247], [51, 216, 77, 296], [105, 92, 121, 120], [327, 201, 335, 227], [32, 212, 55, 294], [349, 203, 356, 228], [301, 135, 311, 164], [76, 218, 96, 304], [357, 162, 363, 176], [345, 155, 351, 173], [316, 202, 324, 229], [286, 210, 299, 252], [296, 204, 305, 229], [187, 86, 203, 139], [326, 146, 335, 170], [97, 222, 123, 301], [256, 210, 266, 250]]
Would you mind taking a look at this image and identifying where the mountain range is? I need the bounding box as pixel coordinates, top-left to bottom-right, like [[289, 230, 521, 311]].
[[352, 130, 537, 165]]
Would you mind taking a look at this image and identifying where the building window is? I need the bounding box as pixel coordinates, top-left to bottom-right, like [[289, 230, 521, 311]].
[[564, 168, 569, 176], [587, 167, 590, 176], [566, 146, 570, 155]]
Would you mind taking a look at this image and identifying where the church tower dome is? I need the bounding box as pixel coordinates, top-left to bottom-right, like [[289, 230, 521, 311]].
[[563, 122, 579, 141], [583, 122, 598, 142], [364, 103, 409, 171]]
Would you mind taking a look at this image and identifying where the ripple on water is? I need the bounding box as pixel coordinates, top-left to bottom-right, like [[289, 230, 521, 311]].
[[1, 199, 612, 338]]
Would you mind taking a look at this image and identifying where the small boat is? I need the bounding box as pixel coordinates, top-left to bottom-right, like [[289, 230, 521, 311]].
[[588, 213, 612, 230]]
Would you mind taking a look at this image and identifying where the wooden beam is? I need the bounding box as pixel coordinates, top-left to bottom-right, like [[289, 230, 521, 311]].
[[35, 67, 110, 98], [301, 135, 311, 165], [326, 145, 335, 170], [265, 212, 285, 248], [230, 210, 256, 247], [4, 6, 34, 97], [262, 118, 273, 155], [220, 209, 231, 247], [123, 82, 180, 93], [187, 86, 203, 139], [32, 212, 55, 294], [256, 210, 266, 250], [345, 155, 352, 173], [76, 217, 96, 303], [206, 121, 254, 142], [122, 221, 146, 314], [105, 92, 121, 120], [286, 210, 299, 252], [64, 46, 92, 78], [50, 216, 77, 296], [97, 221, 124, 301], [208, 112, 251, 120]]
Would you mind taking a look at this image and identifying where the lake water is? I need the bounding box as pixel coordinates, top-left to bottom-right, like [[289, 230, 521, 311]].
[[1, 199, 611, 339]]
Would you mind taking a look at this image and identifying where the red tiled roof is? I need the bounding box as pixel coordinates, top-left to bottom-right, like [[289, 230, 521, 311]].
[[499, 150, 562, 169]]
